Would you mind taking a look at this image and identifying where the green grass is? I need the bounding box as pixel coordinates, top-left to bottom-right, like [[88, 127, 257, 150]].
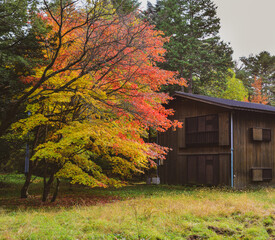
[[0, 174, 274, 239]]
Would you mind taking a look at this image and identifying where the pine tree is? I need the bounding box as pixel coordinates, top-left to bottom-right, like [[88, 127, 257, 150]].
[[112, 0, 140, 14], [144, 0, 233, 94], [0, 0, 46, 128], [237, 51, 275, 106]]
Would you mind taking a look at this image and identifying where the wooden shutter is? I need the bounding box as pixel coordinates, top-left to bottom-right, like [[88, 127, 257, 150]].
[[252, 168, 263, 181], [262, 129, 271, 142], [205, 115, 218, 131], [252, 168, 272, 181], [251, 128, 271, 142], [186, 115, 219, 146], [197, 117, 206, 144], [206, 115, 219, 144], [219, 112, 230, 146], [252, 128, 263, 141], [263, 168, 272, 180], [186, 117, 198, 133], [198, 116, 206, 132]]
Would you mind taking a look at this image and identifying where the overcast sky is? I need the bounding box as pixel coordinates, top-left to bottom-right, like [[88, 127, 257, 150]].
[[139, 0, 275, 61]]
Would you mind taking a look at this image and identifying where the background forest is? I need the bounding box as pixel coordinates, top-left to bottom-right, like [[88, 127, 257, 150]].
[[0, 0, 274, 202]]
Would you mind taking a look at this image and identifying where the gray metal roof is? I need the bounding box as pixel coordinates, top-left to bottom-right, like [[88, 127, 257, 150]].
[[174, 91, 275, 114]]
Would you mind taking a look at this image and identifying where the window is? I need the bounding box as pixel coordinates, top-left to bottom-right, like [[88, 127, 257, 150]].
[[186, 114, 219, 146], [251, 168, 272, 181], [251, 128, 271, 142], [263, 129, 271, 142], [262, 168, 272, 180]]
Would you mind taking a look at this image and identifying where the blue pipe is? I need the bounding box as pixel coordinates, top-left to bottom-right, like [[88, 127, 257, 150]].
[[230, 112, 234, 188]]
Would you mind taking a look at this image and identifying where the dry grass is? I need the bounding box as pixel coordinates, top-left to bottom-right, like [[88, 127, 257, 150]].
[[0, 175, 274, 239]]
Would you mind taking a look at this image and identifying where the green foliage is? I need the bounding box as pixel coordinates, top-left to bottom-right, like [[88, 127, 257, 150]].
[[0, 0, 47, 171], [112, 0, 140, 14], [144, 0, 233, 94], [221, 69, 248, 101], [0, 137, 26, 173], [0, 0, 46, 104], [237, 51, 275, 105]]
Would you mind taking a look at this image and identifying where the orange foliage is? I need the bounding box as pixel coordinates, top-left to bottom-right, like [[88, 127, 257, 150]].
[[250, 76, 268, 104], [21, 3, 186, 164]]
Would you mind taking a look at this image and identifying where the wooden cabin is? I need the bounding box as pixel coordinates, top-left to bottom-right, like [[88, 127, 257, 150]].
[[158, 92, 275, 188]]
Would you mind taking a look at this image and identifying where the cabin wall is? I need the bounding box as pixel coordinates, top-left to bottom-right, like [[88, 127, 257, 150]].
[[233, 111, 275, 188], [159, 98, 275, 188], [158, 98, 231, 186]]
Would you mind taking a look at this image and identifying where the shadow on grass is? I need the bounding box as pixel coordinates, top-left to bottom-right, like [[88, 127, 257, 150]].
[[0, 181, 194, 211], [0, 173, 199, 211], [1, 173, 273, 212]]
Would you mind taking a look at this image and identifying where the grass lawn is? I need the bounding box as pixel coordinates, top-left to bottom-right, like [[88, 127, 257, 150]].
[[0, 174, 274, 239]]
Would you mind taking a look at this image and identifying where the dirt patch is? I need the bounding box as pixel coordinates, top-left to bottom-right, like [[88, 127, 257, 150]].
[[187, 235, 206, 240], [208, 226, 234, 236], [0, 194, 121, 210]]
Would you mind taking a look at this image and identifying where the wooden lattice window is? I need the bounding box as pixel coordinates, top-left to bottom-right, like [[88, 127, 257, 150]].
[[251, 128, 271, 142], [263, 168, 272, 180], [263, 129, 271, 142], [186, 114, 219, 146], [251, 168, 272, 181]]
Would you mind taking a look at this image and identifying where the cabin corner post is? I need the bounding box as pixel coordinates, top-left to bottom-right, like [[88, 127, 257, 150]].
[[230, 112, 234, 188]]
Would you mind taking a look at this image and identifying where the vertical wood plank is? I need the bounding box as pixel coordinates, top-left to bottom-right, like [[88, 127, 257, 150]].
[[219, 112, 230, 146], [177, 119, 185, 148]]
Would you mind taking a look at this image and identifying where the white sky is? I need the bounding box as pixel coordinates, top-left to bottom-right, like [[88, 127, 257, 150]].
[[139, 0, 275, 61]]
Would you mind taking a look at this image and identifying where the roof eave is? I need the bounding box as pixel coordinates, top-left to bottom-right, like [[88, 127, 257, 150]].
[[173, 92, 234, 110], [173, 93, 275, 115]]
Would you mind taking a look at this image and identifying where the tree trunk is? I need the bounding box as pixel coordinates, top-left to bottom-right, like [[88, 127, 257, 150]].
[[51, 178, 60, 202], [20, 126, 41, 198], [188, 72, 193, 93], [20, 160, 38, 198], [21, 171, 32, 198], [180, 67, 185, 92], [42, 173, 54, 202]]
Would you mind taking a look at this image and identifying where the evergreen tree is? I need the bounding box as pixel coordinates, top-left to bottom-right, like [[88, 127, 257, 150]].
[[144, 0, 233, 94], [112, 0, 140, 14], [237, 51, 275, 105], [0, 0, 47, 171], [0, 0, 46, 122]]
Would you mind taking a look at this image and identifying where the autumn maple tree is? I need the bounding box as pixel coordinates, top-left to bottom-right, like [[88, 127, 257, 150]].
[[8, 0, 186, 201], [250, 76, 268, 104]]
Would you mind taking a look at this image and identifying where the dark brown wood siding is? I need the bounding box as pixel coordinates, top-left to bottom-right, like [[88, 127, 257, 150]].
[[233, 111, 275, 188], [159, 97, 275, 188], [159, 98, 231, 186]]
